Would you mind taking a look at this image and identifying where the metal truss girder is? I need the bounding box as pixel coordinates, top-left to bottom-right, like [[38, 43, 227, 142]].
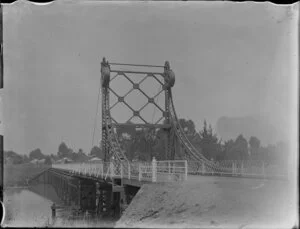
[[108, 78, 165, 124], [112, 123, 171, 129], [110, 70, 164, 75], [101, 58, 176, 162]]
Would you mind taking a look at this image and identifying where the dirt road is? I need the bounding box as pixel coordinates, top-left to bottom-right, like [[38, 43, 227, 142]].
[[116, 175, 297, 228]]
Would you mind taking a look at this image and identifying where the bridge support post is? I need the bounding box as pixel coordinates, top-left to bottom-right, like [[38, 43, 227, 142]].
[[241, 161, 244, 175], [121, 163, 123, 179], [184, 160, 188, 181], [128, 162, 131, 180], [101, 164, 104, 178], [138, 164, 142, 181], [110, 162, 115, 178], [202, 162, 206, 175], [152, 157, 157, 182]]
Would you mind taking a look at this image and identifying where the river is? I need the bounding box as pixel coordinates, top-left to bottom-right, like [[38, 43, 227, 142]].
[[3, 184, 116, 227]]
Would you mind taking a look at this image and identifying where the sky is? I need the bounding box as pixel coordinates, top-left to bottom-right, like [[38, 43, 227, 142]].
[[1, 1, 298, 155]]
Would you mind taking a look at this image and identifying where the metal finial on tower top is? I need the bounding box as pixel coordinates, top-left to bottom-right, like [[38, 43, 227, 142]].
[[164, 61, 170, 70], [101, 57, 110, 68], [164, 61, 175, 89], [101, 57, 110, 88]]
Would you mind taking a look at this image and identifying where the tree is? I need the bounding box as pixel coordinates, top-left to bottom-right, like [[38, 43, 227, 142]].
[[198, 120, 222, 160], [221, 139, 235, 160], [90, 146, 104, 159], [57, 142, 75, 159], [231, 135, 249, 160], [4, 151, 24, 164], [115, 124, 164, 161], [263, 141, 289, 165], [44, 156, 52, 165], [29, 148, 45, 160], [13, 154, 23, 164], [178, 119, 197, 139], [72, 148, 88, 162], [256, 145, 271, 164], [249, 136, 261, 160], [23, 154, 30, 163]]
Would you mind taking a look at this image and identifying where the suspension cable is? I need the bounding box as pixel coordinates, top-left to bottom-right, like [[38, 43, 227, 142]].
[[91, 76, 102, 149]]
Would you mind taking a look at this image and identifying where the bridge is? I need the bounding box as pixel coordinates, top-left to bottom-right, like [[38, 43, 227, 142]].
[[29, 58, 288, 219]]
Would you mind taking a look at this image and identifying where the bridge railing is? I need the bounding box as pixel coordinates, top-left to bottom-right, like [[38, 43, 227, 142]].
[[188, 160, 288, 179], [52, 158, 188, 182]]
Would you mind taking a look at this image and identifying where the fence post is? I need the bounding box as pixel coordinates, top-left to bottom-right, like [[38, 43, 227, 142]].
[[152, 157, 157, 182], [241, 161, 244, 176], [232, 162, 235, 176], [168, 161, 171, 174], [110, 162, 115, 177], [138, 164, 142, 181], [120, 163, 123, 178], [185, 160, 188, 181], [202, 162, 206, 175], [128, 162, 131, 180]]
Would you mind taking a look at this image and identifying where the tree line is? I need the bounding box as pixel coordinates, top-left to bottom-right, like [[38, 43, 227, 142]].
[[4, 141, 104, 165], [4, 118, 289, 165], [112, 118, 289, 165], [4, 148, 52, 165]]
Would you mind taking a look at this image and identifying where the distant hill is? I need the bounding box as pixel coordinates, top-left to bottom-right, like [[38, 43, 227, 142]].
[[215, 115, 284, 146]]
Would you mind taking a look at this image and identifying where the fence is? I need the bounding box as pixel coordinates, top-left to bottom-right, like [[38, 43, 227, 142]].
[[52, 158, 188, 183], [52, 159, 287, 181], [188, 160, 288, 179]]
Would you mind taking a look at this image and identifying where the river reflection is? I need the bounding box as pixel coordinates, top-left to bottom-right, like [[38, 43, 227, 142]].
[[3, 184, 116, 227], [4, 185, 58, 227]]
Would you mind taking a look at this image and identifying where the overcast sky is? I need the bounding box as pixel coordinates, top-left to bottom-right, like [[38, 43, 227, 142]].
[[1, 1, 298, 155]]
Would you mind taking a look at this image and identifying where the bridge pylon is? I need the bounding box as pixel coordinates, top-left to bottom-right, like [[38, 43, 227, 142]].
[[100, 57, 175, 162]]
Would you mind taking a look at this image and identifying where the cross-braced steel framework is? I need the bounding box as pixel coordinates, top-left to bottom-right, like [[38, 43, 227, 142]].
[[101, 57, 175, 162]]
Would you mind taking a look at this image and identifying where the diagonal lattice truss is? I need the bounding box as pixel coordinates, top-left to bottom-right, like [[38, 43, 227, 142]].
[[109, 71, 166, 125], [101, 58, 174, 173]]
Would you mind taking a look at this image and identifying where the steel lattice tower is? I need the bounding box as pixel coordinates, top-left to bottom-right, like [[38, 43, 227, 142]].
[[100, 57, 175, 162]]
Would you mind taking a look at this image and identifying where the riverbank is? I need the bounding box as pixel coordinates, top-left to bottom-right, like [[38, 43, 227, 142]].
[[3, 185, 56, 227], [116, 176, 296, 228], [4, 164, 50, 187], [3, 185, 117, 228], [49, 216, 116, 227]]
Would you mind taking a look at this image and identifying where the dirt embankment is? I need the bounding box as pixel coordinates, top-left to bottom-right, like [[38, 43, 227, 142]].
[[116, 176, 296, 228], [4, 164, 50, 187]]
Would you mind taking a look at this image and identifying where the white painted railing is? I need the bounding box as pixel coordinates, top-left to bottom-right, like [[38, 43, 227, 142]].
[[52, 158, 188, 183], [188, 160, 288, 179]]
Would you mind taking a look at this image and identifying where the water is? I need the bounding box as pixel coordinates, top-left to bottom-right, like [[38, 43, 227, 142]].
[[3, 185, 59, 227], [3, 184, 116, 227]]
